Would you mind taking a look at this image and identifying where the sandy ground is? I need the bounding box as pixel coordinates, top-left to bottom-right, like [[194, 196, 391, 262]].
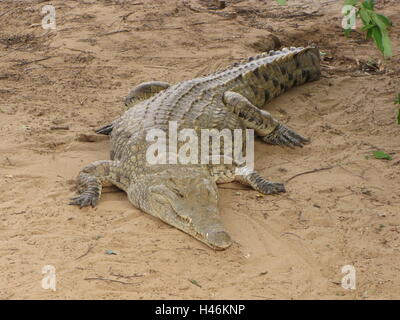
[[0, 0, 399, 299]]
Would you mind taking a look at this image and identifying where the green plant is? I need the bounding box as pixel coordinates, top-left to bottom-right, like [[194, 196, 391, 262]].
[[395, 94, 400, 105], [275, 0, 393, 58], [373, 150, 392, 160], [345, 0, 392, 58]]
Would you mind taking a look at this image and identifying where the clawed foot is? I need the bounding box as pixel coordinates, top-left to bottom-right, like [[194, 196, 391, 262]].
[[70, 192, 99, 208], [257, 181, 286, 195], [263, 124, 310, 148]]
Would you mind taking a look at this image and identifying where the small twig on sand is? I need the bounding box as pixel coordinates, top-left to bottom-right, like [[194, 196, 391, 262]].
[[277, 11, 323, 18], [84, 277, 133, 285], [65, 47, 94, 54], [280, 232, 304, 240], [5, 157, 14, 166], [15, 56, 54, 66], [149, 26, 183, 31], [11, 211, 26, 215], [78, 97, 88, 106], [142, 65, 171, 69], [189, 22, 207, 26], [120, 5, 144, 21], [338, 165, 367, 181], [219, 185, 252, 191], [285, 166, 335, 183], [99, 29, 131, 36], [121, 11, 135, 21], [0, 9, 14, 18], [50, 126, 70, 131], [109, 268, 145, 279], [75, 244, 96, 260], [182, 0, 202, 12]]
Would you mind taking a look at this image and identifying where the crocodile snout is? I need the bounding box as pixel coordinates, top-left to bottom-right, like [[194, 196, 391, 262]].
[[207, 231, 232, 250]]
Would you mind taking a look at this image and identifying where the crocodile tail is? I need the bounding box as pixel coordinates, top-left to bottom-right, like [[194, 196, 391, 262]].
[[292, 46, 321, 82], [229, 46, 321, 108]]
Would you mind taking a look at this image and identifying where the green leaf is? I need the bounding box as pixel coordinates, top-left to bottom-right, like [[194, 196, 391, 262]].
[[359, 8, 372, 25], [375, 13, 392, 28], [371, 26, 384, 53], [395, 94, 400, 105], [366, 28, 373, 39], [381, 31, 392, 58], [371, 12, 390, 31], [345, 0, 359, 5], [361, 0, 375, 10], [395, 95, 400, 125], [361, 23, 375, 31], [189, 279, 202, 288], [373, 151, 392, 160], [275, 0, 286, 5], [344, 28, 353, 37]]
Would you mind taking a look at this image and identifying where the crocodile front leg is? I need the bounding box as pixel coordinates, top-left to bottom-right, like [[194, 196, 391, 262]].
[[234, 166, 286, 195], [210, 159, 286, 195], [223, 91, 309, 148], [70, 160, 124, 208]]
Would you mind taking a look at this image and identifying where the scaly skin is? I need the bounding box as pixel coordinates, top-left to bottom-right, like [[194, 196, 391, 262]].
[[71, 47, 321, 250]]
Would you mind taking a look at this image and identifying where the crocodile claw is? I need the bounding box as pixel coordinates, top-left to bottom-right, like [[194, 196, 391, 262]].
[[69, 192, 99, 208], [258, 181, 286, 195], [263, 124, 309, 148]]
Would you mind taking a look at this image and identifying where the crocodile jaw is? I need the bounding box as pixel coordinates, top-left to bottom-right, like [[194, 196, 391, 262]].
[[179, 209, 232, 250], [147, 191, 232, 250]]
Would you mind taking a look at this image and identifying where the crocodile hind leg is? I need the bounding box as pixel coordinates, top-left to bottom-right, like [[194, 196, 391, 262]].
[[124, 81, 170, 108], [95, 81, 171, 135], [223, 91, 309, 147], [70, 160, 123, 208]]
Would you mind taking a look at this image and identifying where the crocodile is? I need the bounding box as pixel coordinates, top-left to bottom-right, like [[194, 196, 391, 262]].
[[71, 46, 321, 250]]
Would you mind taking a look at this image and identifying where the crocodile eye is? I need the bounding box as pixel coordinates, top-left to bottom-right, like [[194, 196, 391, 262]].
[[200, 181, 217, 201], [149, 184, 182, 200], [171, 187, 184, 198]]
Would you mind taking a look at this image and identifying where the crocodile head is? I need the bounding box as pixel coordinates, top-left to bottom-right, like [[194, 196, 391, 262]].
[[137, 168, 232, 250]]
